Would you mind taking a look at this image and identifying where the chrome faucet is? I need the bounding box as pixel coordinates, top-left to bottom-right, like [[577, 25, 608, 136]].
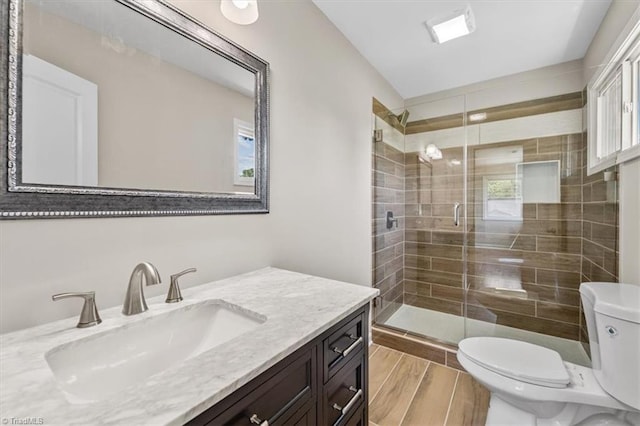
[[166, 268, 197, 303], [52, 291, 102, 328], [122, 262, 161, 316]]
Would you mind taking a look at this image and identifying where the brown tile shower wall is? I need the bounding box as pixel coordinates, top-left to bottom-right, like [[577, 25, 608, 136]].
[[581, 171, 619, 283], [580, 160, 619, 349], [404, 147, 466, 319], [404, 134, 588, 340], [372, 126, 405, 323]]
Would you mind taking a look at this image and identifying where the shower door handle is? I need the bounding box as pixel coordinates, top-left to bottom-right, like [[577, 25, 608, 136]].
[[453, 203, 461, 227]]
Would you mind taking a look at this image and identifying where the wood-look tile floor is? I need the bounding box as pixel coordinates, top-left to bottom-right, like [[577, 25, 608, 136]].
[[368, 344, 490, 426]]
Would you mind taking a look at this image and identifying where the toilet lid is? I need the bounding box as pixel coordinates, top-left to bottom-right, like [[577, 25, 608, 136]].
[[458, 337, 570, 388]]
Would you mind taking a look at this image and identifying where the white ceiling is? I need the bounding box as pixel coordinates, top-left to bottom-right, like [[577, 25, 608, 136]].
[[312, 0, 612, 99]]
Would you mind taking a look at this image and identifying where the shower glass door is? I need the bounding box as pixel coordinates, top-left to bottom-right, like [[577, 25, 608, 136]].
[[462, 71, 617, 366]]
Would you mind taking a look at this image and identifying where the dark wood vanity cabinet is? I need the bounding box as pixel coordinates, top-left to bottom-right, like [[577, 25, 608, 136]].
[[187, 304, 369, 426]]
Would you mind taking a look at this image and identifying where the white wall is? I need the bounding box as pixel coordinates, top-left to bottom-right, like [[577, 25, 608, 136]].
[[405, 60, 584, 117], [0, 0, 403, 333], [583, 0, 640, 285], [619, 158, 640, 284], [583, 0, 640, 85]]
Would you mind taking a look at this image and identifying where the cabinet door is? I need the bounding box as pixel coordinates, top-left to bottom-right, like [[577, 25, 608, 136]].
[[286, 402, 316, 426], [189, 348, 316, 426]]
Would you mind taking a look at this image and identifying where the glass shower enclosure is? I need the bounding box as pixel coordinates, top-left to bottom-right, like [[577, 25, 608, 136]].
[[372, 71, 619, 366]]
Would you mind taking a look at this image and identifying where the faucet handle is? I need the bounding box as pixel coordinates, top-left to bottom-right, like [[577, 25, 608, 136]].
[[166, 268, 196, 303], [52, 291, 102, 328]]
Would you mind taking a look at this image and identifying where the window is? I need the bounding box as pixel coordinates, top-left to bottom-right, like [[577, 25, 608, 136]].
[[588, 16, 640, 174], [483, 175, 522, 221], [631, 46, 640, 151], [234, 119, 255, 187], [595, 70, 622, 160]]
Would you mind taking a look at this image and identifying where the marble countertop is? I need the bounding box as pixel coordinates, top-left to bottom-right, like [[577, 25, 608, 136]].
[[0, 267, 378, 425]]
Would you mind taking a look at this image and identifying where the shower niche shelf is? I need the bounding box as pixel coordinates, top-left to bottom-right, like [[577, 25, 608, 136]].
[[516, 160, 561, 203]]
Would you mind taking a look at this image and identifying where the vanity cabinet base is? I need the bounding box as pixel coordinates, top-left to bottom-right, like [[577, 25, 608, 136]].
[[187, 304, 370, 426]]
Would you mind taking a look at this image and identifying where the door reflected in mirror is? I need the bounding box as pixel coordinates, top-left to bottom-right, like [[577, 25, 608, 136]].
[[22, 0, 256, 194]]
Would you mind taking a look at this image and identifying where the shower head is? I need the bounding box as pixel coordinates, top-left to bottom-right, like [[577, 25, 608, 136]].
[[388, 110, 410, 127], [397, 110, 410, 127]]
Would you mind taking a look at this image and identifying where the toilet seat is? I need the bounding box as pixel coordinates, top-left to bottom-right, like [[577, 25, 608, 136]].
[[457, 341, 632, 411], [458, 337, 570, 388]]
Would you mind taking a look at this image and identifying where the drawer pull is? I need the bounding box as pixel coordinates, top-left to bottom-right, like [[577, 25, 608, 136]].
[[249, 414, 268, 426], [332, 386, 363, 416], [332, 336, 363, 358]]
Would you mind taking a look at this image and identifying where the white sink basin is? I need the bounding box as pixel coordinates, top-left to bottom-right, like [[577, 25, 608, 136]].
[[45, 300, 266, 403]]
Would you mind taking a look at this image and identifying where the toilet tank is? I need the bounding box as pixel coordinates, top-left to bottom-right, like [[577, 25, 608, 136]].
[[580, 283, 640, 410]]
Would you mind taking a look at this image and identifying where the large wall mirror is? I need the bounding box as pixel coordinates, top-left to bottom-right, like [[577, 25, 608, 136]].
[[0, 0, 269, 219]]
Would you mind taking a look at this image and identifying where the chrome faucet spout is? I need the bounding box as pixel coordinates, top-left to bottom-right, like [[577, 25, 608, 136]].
[[122, 262, 161, 316]]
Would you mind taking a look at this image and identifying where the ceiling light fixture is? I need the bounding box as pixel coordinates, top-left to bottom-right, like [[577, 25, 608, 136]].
[[220, 0, 259, 25], [424, 144, 443, 160], [426, 5, 476, 44]]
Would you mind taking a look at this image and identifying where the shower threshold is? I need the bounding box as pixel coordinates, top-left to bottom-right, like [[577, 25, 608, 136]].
[[383, 304, 591, 367]]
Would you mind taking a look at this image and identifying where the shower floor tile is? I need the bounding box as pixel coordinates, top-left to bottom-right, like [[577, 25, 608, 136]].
[[383, 304, 591, 366]]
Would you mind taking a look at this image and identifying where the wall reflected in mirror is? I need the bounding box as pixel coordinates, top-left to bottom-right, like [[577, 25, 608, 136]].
[[22, 0, 256, 194]]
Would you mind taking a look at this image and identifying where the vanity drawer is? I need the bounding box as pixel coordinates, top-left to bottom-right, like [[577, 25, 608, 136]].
[[323, 312, 364, 382], [344, 406, 365, 426], [323, 354, 365, 426], [189, 348, 316, 426]]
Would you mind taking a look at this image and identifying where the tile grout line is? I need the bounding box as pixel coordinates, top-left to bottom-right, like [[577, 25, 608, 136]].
[[442, 371, 461, 426], [369, 351, 404, 404], [397, 361, 430, 426], [369, 344, 381, 358]]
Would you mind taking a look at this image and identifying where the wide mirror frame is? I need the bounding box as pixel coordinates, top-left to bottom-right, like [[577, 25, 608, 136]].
[[0, 0, 269, 219]]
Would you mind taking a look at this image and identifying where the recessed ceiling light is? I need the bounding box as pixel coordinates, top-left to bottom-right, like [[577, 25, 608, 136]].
[[426, 5, 476, 44], [469, 112, 487, 122]]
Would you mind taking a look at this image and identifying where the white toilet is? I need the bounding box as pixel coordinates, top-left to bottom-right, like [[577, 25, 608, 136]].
[[457, 282, 640, 426]]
